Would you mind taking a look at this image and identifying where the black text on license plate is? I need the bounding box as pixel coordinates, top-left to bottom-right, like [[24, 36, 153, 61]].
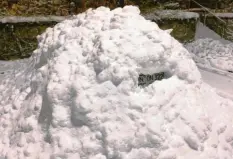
[[138, 72, 164, 86]]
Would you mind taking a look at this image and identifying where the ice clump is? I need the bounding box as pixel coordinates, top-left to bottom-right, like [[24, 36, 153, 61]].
[[0, 6, 233, 159]]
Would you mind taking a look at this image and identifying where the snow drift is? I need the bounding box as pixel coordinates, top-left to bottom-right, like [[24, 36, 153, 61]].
[[1, 6, 233, 159], [185, 38, 233, 73]]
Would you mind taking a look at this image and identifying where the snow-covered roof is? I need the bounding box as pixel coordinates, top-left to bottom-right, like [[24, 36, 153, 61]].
[[0, 16, 69, 23], [143, 10, 199, 21], [205, 13, 233, 18]]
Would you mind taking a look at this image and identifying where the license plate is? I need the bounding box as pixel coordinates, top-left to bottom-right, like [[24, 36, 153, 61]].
[[138, 72, 164, 86]]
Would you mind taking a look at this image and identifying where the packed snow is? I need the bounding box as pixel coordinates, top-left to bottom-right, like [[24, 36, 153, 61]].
[[185, 38, 233, 73], [1, 6, 233, 159]]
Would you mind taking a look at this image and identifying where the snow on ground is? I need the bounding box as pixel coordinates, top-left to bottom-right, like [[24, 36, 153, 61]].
[[1, 6, 233, 159], [199, 68, 233, 100], [185, 38, 233, 73], [0, 59, 29, 81]]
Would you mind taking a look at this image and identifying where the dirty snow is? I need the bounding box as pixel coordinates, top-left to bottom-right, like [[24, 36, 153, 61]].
[[1, 6, 233, 159], [185, 38, 233, 73]]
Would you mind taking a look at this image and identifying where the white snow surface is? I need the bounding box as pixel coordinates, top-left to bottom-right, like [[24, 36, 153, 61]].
[[185, 38, 233, 73], [1, 6, 233, 159], [199, 68, 233, 100]]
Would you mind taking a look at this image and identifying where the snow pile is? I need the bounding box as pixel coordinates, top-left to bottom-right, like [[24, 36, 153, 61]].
[[1, 6, 233, 159], [185, 38, 233, 72]]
